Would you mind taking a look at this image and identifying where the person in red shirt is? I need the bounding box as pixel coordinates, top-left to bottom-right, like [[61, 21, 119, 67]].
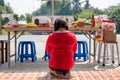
[[46, 18, 77, 79]]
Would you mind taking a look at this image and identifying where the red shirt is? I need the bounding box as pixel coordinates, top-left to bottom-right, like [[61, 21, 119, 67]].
[[46, 31, 77, 70]]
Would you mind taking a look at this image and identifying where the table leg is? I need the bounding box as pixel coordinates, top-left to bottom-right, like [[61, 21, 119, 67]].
[[5, 42, 8, 62], [15, 31, 17, 63], [89, 37, 91, 63], [93, 34, 96, 66], [1, 41, 4, 64], [8, 32, 10, 68]]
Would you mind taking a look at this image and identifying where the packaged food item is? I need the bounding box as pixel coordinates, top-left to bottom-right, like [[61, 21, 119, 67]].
[[95, 16, 103, 28], [95, 29, 103, 42], [95, 15, 116, 42], [103, 30, 116, 42], [102, 20, 116, 42], [102, 20, 116, 31], [95, 16, 103, 41]]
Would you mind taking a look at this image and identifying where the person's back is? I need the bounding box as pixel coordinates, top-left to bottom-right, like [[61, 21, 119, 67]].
[[46, 17, 77, 79]]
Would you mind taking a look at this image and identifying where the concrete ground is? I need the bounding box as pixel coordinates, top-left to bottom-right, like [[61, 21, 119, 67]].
[[0, 35, 120, 71]]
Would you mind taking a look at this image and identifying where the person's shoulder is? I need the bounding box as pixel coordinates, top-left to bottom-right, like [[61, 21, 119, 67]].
[[48, 32, 56, 36], [67, 31, 75, 35]]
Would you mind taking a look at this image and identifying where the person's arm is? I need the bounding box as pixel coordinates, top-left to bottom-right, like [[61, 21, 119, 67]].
[[46, 35, 52, 54], [73, 36, 77, 53]]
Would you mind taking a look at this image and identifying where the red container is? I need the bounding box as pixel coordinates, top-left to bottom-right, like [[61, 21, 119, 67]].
[[12, 24, 20, 27]]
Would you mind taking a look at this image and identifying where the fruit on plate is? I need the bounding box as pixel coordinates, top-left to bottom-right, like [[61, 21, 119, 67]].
[[12, 23, 20, 27], [71, 23, 78, 28], [26, 22, 37, 27], [76, 20, 86, 27]]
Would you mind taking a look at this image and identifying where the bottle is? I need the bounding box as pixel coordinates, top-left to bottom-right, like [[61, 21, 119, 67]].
[[91, 13, 95, 27]]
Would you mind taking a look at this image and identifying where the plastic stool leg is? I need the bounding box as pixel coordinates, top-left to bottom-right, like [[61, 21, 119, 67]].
[[116, 43, 120, 65], [25, 44, 29, 60], [17, 42, 21, 61], [20, 56, 24, 62], [32, 42, 37, 60], [21, 43, 24, 62], [111, 44, 115, 63], [103, 43, 107, 66], [83, 42, 88, 61], [85, 42, 89, 60]]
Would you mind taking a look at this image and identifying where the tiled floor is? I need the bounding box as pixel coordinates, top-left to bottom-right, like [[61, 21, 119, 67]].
[[0, 70, 120, 80]]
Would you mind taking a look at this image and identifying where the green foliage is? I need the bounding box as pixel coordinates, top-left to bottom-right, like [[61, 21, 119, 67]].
[[0, 0, 4, 7], [32, 0, 90, 16], [0, 1, 13, 35], [0, 6, 3, 35], [33, 3, 51, 15], [13, 14, 19, 22], [58, 0, 72, 15], [0, 6, 4, 14], [73, 14, 79, 21], [77, 9, 92, 20], [19, 15, 26, 21], [4, 4, 13, 14], [25, 13, 32, 23], [84, 0, 90, 9], [0, 1, 13, 14], [74, 8, 104, 20], [72, 0, 82, 14]]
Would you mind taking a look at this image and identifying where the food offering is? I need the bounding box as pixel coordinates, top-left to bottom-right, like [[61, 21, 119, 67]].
[[12, 23, 20, 27], [71, 22, 78, 28], [101, 20, 116, 31], [38, 18, 51, 28], [95, 17, 116, 42], [71, 20, 91, 28], [3, 22, 21, 28], [25, 22, 38, 27], [76, 20, 86, 27]]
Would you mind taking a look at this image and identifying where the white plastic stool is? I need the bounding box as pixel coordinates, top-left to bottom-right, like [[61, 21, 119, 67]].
[[97, 30, 120, 66], [102, 42, 120, 66]]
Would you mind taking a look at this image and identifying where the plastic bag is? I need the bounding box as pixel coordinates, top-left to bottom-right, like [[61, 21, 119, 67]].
[[102, 20, 116, 31]]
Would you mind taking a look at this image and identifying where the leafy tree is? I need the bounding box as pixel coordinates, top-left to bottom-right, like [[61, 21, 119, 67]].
[[19, 15, 26, 21], [0, 0, 4, 7], [40, 3, 51, 15], [84, 0, 90, 9], [13, 14, 19, 22], [0, 1, 14, 35], [33, 3, 51, 16], [58, 0, 72, 15], [0, 6, 5, 13], [72, 0, 82, 14], [33, 0, 90, 16], [43, 1, 62, 15], [0, 6, 3, 35], [2, 17, 9, 25], [4, 3, 13, 14], [74, 8, 104, 20], [25, 13, 32, 23]]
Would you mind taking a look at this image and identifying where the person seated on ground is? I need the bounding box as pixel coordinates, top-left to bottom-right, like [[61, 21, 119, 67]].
[[46, 17, 77, 79]]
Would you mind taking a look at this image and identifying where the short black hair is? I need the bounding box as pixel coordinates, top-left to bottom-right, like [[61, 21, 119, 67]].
[[54, 18, 68, 31]]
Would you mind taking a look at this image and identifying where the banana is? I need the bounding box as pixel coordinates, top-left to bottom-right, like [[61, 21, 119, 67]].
[[26, 22, 38, 27]]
